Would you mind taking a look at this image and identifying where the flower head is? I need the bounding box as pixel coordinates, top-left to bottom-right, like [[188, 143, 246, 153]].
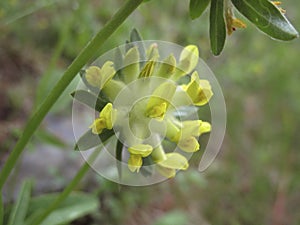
[[75, 42, 213, 179]]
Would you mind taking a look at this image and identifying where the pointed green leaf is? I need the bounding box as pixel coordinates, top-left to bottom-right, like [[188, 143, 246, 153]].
[[130, 28, 143, 42], [232, 0, 298, 40], [25, 192, 98, 225], [130, 28, 146, 64], [74, 129, 114, 151], [209, 0, 226, 55], [71, 90, 107, 112], [189, 0, 210, 20], [7, 180, 32, 225]]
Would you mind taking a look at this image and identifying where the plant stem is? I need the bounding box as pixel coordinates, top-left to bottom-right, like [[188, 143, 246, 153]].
[[0, 193, 3, 225], [0, 0, 143, 191], [29, 149, 100, 225]]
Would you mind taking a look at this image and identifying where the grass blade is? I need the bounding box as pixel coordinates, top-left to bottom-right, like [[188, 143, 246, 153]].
[[7, 180, 32, 225]]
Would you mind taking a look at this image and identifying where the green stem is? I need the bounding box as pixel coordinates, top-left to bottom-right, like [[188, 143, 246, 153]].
[[0, 193, 3, 225], [0, 0, 143, 190], [29, 149, 100, 225]]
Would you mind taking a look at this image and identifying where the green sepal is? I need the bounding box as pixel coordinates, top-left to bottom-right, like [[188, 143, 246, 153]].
[[130, 28, 146, 64], [74, 129, 114, 151], [71, 90, 107, 112], [189, 0, 210, 20], [209, 0, 226, 55], [231, 0, 298, 41]]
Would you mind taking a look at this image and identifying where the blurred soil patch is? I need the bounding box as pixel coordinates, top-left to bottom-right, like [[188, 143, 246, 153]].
[[0, 40, 41, 166]]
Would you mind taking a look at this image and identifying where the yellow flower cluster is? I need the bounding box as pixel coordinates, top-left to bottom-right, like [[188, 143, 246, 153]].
[[85, 44, 213, 178]]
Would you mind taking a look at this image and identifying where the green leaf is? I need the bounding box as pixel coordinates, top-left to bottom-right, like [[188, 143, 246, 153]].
[[74, 129, 114, 151], [25, 192, 98, 225], [7, 180, 32, 225], [71, 90, 107, 112], [130, 28, 143, 42], [231, 0, 298, 40], [209, 0, 226, 55], [189, 0, 210, 20]]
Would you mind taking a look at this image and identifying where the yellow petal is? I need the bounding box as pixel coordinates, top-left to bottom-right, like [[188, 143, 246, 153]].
[[173, 45, 199, 79], [178, 136, 200, 153], [128, 154, 143, 172], [99, 103, 117, 129], [199, 121, 211, 134], [185, 72, 213, 106], [99, 61, 116, 89], [89, 118, 106, 134], [128, 144, 153, 157], [155, 54, 176, 78], [85, 66, 101, 87], [158, 153, 189, 170], [181, 120, 211, 138], [146, 81, 176, 119], [156, 165, 176, 178]]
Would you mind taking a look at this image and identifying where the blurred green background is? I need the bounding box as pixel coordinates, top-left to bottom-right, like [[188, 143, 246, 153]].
[[0, 0, 300, 224]]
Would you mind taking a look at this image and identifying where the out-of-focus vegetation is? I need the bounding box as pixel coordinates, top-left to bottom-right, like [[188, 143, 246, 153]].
[[1, 0, 300, 224]]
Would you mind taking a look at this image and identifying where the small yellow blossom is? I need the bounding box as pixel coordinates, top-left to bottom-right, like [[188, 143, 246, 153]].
[[157, 153, 189, 178], [178, 136, 200, 153], [85, 61, 116, 89], [184, 71, 213, 106], [128, 144, 153, 172], [146, 82, 176, 120], [90, 103, 117, 134]]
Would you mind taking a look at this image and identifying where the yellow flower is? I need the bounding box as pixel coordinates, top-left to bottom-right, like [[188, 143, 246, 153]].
[[90, 103, 117, 134], [173, 45, 199, 80], [177, 136, 200, 153], [180, 120, 211, 139], [128, 144, 153, 172], [184, 71, 213, 106], [157, 153, 189, 178], [85, 61, 116, 89], [146, 81, 176, 120]]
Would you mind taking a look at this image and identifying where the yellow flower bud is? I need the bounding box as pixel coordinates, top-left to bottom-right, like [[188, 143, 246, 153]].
[[85, 61, 116, 89]]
